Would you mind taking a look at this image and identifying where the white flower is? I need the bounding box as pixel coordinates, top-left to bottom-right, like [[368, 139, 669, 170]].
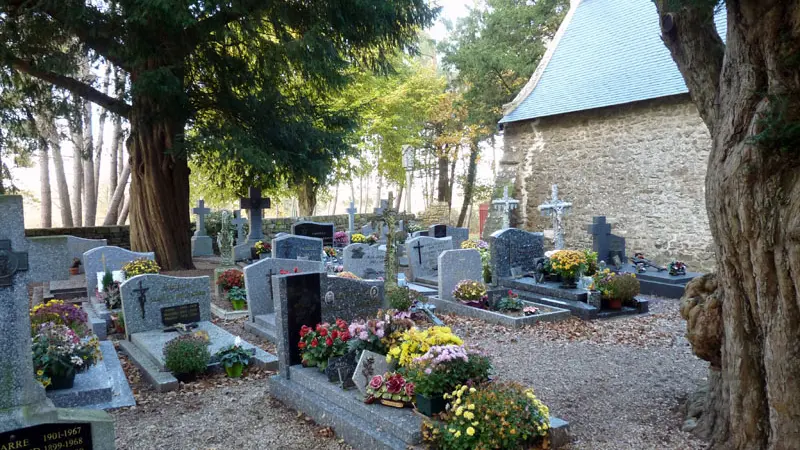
[[71, 356, 84, 366], [544, 250, 557, 258], [234, 336, 242, 347]]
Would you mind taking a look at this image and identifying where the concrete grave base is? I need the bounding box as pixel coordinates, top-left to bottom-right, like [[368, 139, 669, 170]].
[[191, 235, 214, 257], [407, 282, 437, 297], [243, 313, 278, 343], [428, 297, 570, 328], [270, 365, 571, 450], [44, 275, 87, 301], [122, 321, 278, 392], [83, 303, 109, 340], [210, 302, 249, 321], [620, 264, 702, 298], [46, 341, 135, 410]]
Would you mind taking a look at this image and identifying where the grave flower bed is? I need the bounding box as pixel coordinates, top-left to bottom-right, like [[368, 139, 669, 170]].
[[333, 231, 349, 247], [590, 269, 641, 310], [30, 300, 90, 337], [549, 250, 587, 288], [254, 240, 271, 257], [298, 319, 351, 370], [452, 280, 488, 308]]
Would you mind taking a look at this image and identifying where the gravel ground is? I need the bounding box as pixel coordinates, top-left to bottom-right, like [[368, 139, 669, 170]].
[[108, 289, 707, 450]]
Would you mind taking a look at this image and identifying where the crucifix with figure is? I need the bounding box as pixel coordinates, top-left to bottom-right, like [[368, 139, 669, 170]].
[[413, 241, 424, 264], [133, 280, 149, 319], [537, 184, 573, 250], [492, 186, 520, 229]]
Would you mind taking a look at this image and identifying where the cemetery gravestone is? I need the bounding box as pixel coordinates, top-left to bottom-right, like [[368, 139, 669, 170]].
[[412, 230, 429, 238], [346, 202, 357, 234], [438, 249, 483, 301], [232, 210, 247, 246], [119, 274, 211, 339], [272, 235, 323, 261], [586, 216, 626, 267], [342, 243, 386, 279], [65, 236, 106, 274], [274, 272, 323, 375], [489, 228, 544, 281], [234, 187, 271, 261], [82, 246, 155, 300], [428, 224, 469, 249], [405, 236, 453, 284], [191, 199, 213, 257], [0, 195, 115, 448], [323, 277, 384, 322], [292, 221, 335, 246], [492, 186, 520, 229], [244, 257, 325, 320], [537, 184, 572, 250]]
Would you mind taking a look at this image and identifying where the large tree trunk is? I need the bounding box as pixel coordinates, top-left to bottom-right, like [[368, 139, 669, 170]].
[[656, 1, 800, 448], [128, 94, 194, 270], [69, 104, 84, 227], [82, 101, 96, 226], [48, 124, 73, 227], [38, 139, 51, 228], [103, 163, 130, 225], [436, 150, 450, 202], [457, 141, 479, 227], [298, 178, 319, 216]]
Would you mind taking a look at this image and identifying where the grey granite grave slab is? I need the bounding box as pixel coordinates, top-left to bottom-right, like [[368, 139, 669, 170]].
[[66, 236, 106, 274], [429, 224, 469, 249], [46, 341, 135, 410], [429, 297, 570, 328], [120, 274, 211, 340], [45, 275, 86, 301], [323, 277, 384, 323], [503, 278, 590, 302], [405, 236, 452, 283], [292, 221, 335, 246], [244, 257, 324, 320], [191, 235, 213, 257], [83, 246, 154, 301], [342, 243, 386, 279], [352, 350, 393, 395], [620, 264, 702, 298], [272, 234, 323, 261], [438, 249, 482, 301], [489, 228, 544, 282]]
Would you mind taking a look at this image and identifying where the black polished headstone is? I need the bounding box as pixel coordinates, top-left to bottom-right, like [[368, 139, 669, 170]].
[[292, 222, 335, 247], [286, 273, 322, 365], [0, 422, 93, 450], [431, 224, 447, 238]]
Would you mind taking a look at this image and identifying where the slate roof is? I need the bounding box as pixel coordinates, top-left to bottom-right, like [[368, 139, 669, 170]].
[[500, 0, 727, 124]]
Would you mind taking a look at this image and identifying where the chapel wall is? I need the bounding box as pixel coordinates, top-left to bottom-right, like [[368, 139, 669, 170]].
[[502, 94, 716, 271]]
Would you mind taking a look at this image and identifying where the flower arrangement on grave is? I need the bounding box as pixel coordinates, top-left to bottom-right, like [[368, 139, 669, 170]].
[[97, 281, 122, 310], [121, 258, 160, 278], [347, 318, 388, 355], [226, 286, 247, 310], [549, 250, 587, 287], [590, 268, 616, 298], [452, 280, 488, 306], [386, 326, 463, 367], [254, 240, 271, 256], [490, 290, 523, 313], [32, 322, 101, 390], [407, 222, 424, 233], [406, 345, 493, 416], [164, 334, 211, 380], [30, 300, 90, 337], [323, 246, 337, 258], [298, 319, 351, 370], [69, 258, 81, 275], [423, 383, 550, 450], [523, 306, 540, 316], [279, 267, 301, 275], [215, 336, 255, 378], [111, 311, 125, 334], [367, 233, 379, 245], [365, 372, 415, 408], [216, 268, 244, 291], [350, 233, 368, 244], [337, 271, 360, 279], [584, 250, 599, 276], [668, 260, 687, 276], [608, 273, 640, 307], [387, 285, 416, 311], [333, 231, 349, 247]]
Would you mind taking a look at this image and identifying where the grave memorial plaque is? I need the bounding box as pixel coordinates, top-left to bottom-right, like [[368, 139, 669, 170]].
[[325, 351, 357, 387], [161, 303, 201, 327], [431, 224, 447, 238], [286, 273, 322, 365], [292, 222, 335, 247], [0, 422, 93, 450]]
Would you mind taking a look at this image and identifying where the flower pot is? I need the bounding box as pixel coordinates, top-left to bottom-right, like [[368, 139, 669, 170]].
[[559, 275, 578, 289], [230, 299, 247, 311], [225, 363, 244, 378], [47, 372, 76, 391], [174, 372, 199, 383], [415, 393, 446, 417], [607, 298, 623, 310], [69, 267, 80, 276]]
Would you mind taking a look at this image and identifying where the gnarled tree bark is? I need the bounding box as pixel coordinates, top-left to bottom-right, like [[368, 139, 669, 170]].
[[656, 1, 800, 448]]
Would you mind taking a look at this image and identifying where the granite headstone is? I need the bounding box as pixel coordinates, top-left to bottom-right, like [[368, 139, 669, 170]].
[[586, 216, 626, 267], [323, 277, 384, 322], [244, 257, 324, 321], [292, 221, 335, 247], [272, 235, 323, 261], [274, 272, 323, 377], [405, 236, 453, 283], [83, 246, 155, 299], [438, 249, 483, 301], [66, 236, 106, 274], [342, 244, 386, 279], [489, 228, 544, 281]]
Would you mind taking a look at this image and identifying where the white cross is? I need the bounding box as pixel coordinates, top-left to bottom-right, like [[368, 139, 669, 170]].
[[192, 199, 211, 237], [537, 184, 572, 250], [346, 201, 357, 234], [492, 186, 520, 229]]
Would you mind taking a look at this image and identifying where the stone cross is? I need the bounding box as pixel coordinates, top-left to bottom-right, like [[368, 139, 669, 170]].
[[240, 187, 271, 243], [218, 211, 235, 266], [346, 201, 357, 234], [587, 216, 612, 262], [232, 210, 247, 245], [192, 199, 211, 237], [413, 241, 424, 264], [492, 186, 520, 229], [537, 184, 573, 250], [0, 240, 29, 287], [373, 199, 388, 216]]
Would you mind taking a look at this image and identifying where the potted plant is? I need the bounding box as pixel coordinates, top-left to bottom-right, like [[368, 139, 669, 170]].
[[111, 311, 125, 334], [668, 260, 687, 276], [489, 290, 522, 313], [227, 286, 247, 310], [163, 333, 210, 382], [298, 319, 351, 370], [452, 280, 488, 308], [69, 258, 81, 275], [121, 258, 160, 278], [365, 372, 415, 408], [549, 250, 587, 288], [323, 246, 337, 259], [216, 268, 244, 293], [32, 322, 101, 390], [215, 337, 255, 378], [608, 273, 640, 309], [253, 240, 271, 259], [333, 231, 349, 247]]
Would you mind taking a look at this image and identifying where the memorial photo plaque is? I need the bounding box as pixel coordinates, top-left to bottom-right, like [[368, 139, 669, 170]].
[[161, 303, 202, 326], [0, 422, 93, 450]]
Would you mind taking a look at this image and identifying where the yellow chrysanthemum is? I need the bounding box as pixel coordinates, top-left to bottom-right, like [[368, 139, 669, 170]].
[[466, 427, 475, 436]]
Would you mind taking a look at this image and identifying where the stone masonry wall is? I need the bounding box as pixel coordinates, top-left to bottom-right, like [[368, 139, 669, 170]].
[[26, 226, 131, 248], [500, 95, 715, 271]]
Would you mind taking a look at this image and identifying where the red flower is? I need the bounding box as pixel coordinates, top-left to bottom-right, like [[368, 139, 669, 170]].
[[325, 337, 333, 346], [340, 331, 351, 341], [311, 338, 318, 348], [331, 330, 338, 339], [385, 374, 405, 394], [299, 325, 311, 337], [336, 318, 347, 330], [279, 269, 289, 275], [298, 341, 306, 349], [293, 267, 299, 273], [369, 375, 384, 390], [404, 382, 415, 397], [318, 327, 328, 337]]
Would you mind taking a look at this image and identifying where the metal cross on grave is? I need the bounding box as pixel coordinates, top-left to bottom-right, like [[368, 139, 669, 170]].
[[232, 210, 247, 245], [413, 240, 424, 264], [133, 279, 149, 319], [492, 186, 520, 230], [537, 184, 573, 250], [346, 201, 357, 235], [0, 239, 29, 287], [192, 199, 211, 237], [240, 187, 271, 243]]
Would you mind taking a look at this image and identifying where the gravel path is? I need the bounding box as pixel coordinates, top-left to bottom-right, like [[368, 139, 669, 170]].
[[109, 294, 707, 450]]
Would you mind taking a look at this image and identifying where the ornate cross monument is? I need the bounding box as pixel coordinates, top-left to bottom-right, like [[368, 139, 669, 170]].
[[537, 184, 573, 250], [492, 186, 520, 229], [191, 199, 214, 256], [218, 211, 236, 267]]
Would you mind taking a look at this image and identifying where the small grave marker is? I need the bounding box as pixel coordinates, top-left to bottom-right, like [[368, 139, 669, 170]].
[[191, 199, 213, 256]]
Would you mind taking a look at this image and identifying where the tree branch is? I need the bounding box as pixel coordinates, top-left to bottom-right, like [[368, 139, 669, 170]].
[[184, 1, 270, 46], [10, 57, 131, 118], [655, 1, 725, 131]]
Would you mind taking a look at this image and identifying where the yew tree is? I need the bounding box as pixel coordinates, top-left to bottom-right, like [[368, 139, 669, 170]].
[[656, 0, 800, 447], [0, 0, 437, 269]]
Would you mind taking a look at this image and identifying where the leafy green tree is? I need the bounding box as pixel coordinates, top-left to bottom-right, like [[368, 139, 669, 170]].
[[0, 0, 438, 269]]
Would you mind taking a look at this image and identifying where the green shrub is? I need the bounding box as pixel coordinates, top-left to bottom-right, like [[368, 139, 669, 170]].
[[164, 334, 210, 375], [387, 286, 415, 311], [609, 273, 640, 303]]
